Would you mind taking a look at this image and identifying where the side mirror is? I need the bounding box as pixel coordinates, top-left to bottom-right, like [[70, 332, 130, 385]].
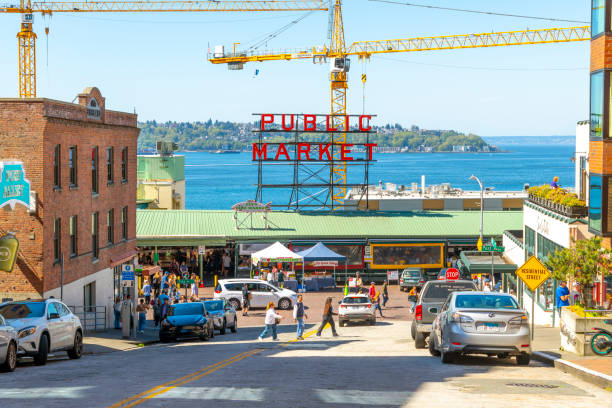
[[48, 312, 60, 320], [428, 307, 438, 314]]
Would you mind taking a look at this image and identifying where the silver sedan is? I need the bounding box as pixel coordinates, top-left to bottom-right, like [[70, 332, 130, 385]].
[[429, 291, 531, 365]]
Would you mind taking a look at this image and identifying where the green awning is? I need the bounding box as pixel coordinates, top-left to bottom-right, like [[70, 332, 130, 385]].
[[459, 251, 517, 274]]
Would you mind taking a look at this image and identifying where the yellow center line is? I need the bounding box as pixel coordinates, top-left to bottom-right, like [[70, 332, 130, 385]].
[[107, 349, 257, 408]]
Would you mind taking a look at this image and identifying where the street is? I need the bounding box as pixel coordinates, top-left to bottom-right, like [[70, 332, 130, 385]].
[[0, 309, 609, 408]]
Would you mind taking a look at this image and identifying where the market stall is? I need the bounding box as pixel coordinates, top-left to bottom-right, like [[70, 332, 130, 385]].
[[251, 242, 303, 290], [296, 242, 347, 291]]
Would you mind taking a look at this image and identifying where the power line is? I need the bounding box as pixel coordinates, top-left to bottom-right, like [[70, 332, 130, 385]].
[[378, 56, 587, 72], [368, 0, 589, 24], [245, 11, 315, 52]]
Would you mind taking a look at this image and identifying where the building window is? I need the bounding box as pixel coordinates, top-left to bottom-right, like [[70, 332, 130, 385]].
[[107, 209, 114, 245], [92, 146, 99, 194], [54, 144, 61, 189], [83, 281, 96, 312], [592, 0, 606, 37], [70, 215, 78, 257], [589, 174, 603, 233], [121, 206, 128, 241], [536, 234, 563, 262], [92, 212, 99, 260], [524, 226, 535, 258], [106, 147, 114, 184], [54, 218, 61, 263], [69, 146, 77, 187], [121, 147, 128, 182], [591, 72, 605, 139]]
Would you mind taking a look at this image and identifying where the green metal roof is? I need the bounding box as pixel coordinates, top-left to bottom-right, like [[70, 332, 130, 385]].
[[136, 210, 523, 246], [137, 155, 185, 181], [459, 251, 517, 274]]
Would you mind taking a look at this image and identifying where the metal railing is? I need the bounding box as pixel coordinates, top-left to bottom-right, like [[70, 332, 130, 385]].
[[68, 305, 107, 332]]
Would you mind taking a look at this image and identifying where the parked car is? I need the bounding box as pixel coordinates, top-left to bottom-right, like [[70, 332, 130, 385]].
[[159, 302, 214, 343], [214, 279, 298, 311], [204, 299, 237, 335], [399, 268, 425, 291], [0, 314, 18, 372], [338, 294, 376, 326], [429, 291, 531, 365], [411, 279, 477, 348], [0, 299, 83, 365]]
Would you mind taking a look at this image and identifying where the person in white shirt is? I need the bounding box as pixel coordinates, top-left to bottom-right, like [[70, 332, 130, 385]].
[[258, 302, 282, 341], [267, 270, 274, 285], [222, 253, 231, 277]]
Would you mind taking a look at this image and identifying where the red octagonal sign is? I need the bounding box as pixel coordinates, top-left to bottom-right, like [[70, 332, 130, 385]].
[[445, 268, 460, 280]]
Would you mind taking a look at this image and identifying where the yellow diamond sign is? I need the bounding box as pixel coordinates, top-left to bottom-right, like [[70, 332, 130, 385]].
[[515, 255, 551, 292]]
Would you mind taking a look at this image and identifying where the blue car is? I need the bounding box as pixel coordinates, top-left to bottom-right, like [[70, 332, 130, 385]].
[[204, 299, 237, 335], [159, 303, 214, 343]]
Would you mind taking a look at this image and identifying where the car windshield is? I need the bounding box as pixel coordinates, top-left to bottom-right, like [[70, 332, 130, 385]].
[[423, 282, 475, 300], [455, 294, 519, 309], [204, 301, 223, 311], [343, 297, 369, 304], [404, 270, 420, 278], [0, 302, 46, 319], [169, 303, 204, 316]]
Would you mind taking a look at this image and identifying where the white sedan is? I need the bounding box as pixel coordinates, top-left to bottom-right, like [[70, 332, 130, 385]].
[[338, 294, 376, 326]]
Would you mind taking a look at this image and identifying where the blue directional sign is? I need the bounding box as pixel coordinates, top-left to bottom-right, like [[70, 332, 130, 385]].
[[0, 162, 30, 210], [121, 264, 134, 281]]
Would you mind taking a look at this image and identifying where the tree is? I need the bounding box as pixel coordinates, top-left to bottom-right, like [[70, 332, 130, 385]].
[[546, 237, 612, 307]]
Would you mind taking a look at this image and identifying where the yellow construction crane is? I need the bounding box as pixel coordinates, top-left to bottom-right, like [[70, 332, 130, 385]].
[[209, 0, 590, 210], [0, 0, 328, 98]]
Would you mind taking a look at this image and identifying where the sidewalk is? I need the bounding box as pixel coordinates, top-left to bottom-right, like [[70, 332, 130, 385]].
[[532, 325, 612, 390], [83, 321, 159, 355]]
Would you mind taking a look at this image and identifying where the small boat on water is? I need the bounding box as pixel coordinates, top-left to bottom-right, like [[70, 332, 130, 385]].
[[213, 149, 241, 154]]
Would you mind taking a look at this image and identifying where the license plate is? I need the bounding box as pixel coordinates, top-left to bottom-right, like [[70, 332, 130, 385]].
[[477, 323, 499, 332], [182, 326, 195, 330]]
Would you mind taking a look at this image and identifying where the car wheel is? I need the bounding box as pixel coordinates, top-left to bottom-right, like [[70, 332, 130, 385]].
[[428, 335, 440, 357], [209, 324, 214, 338], [339, 319, 345, 327], [278, 298, 292, 310], [229, 298, 241, 311], [414, 331, 426, 349], [516, 353, 531, 366], [159, 335, 171, 343], [410, 321, 416, 340], [231, 317, 237, 333], [1, 341, 17, 372], [34, 334, 49, 366], [199, 329, 210, 342], [220, 319, 227, 335], [441, 350, 455, 364], [370, 317, 376, 326], [67, 330, 83, 359]]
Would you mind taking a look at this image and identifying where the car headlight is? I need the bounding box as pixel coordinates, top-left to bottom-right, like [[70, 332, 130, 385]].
[[18, 326, 37, 338]]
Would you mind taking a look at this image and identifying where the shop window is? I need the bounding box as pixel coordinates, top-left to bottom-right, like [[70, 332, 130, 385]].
[[591, 72, 605, 139], [84, 281, 96, 312], [371, 244, 443, 268], [54, 218, 61, 263], [54, 144, 61, 189], [106, 147, 114, 184], [69, 146, 77, 187], [92, 212, 99, 260], [536, 234, 563, 262], [589, 174, 603, 233], [91, 146, 99, 194], [524, 226, 535, 258], [70, 215, 78, 257], [121, 206, 128, 240], [592, 0, 606, 37], [121, 147, 128, 182]]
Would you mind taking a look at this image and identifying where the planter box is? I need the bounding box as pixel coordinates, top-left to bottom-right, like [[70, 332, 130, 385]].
[[559, 308, 612, 356], [527, 195, 587, 218]]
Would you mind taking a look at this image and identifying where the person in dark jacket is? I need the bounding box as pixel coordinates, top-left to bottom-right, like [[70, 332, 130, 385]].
[[316, 297, 338, 337]]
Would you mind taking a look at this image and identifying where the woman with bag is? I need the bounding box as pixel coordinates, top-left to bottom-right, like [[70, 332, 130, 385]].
[[316, 297, 339, 337], [382, 281, 389, 307], [258, 301, 282, 342], [153, 298, 161, 327]]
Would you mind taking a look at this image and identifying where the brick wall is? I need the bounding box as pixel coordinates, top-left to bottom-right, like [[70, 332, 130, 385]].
[[0, 89, 139, 300]]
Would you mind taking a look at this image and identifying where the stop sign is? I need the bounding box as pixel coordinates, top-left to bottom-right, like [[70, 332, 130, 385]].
[[445, 268, 460, 280]]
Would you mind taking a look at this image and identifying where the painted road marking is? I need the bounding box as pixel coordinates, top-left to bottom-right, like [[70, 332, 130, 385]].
[[108, 349, 259, 408], [315, 389, 413, 405], [152, 387, 263, 401], [0, 386, 94, 399]]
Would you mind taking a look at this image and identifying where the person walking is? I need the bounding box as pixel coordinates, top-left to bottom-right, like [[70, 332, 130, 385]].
[[278, 269, 285, 288], [113, 296, 122, 329], [136, 299, 148, 334], [368, 282, 376, 300], [152, 271, 161, 299], [354, 272, 363, 293], [373, 291, 384, 318], [142, 280, 152, 305], [160, 297, 170, 321], [267, 269, 274, 286], [121, 294, 135, 333], [382, 281, 389, 307], [153, 298, 161, 327], [258, 301, 282, 341], [191, 273, 199, 298], [222, 252, 231, 277], [316, 297, 338, 337], [293, 294, 308, 340], [242, 283, 251, 316]]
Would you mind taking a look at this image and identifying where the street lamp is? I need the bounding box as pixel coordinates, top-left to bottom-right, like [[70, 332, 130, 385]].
[[470, 175, 484, 247]]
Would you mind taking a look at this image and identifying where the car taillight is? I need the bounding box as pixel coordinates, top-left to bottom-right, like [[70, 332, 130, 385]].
[[419, 279, 425, 284], [215, 289, 221, 294], [340, 304, 346, 308], [415, 305, 422, 321], [437, 276, 444, 280], [521, 344, 530, 348], [367, 304, 372, 308]]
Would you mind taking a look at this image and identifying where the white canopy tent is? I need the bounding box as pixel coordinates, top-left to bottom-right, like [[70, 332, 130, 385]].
[[250, 242, 303, 283]]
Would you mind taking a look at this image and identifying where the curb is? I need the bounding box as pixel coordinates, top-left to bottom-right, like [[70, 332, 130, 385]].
[[532, 351, 612, 391]]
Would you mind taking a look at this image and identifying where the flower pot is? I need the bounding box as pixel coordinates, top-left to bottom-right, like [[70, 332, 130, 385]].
[[559, 308, 612, 356]]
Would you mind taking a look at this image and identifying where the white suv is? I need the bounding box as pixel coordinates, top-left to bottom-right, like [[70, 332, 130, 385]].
[[215, 279, 298, 310], [0, 299, 83, 365]]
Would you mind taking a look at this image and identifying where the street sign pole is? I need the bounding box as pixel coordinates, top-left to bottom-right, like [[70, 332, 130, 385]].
[[531, 294, 535, 341], [514, 255, 552, 343]]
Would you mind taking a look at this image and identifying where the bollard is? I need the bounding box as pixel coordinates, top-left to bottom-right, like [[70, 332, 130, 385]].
[[214, 274, 218, 288]]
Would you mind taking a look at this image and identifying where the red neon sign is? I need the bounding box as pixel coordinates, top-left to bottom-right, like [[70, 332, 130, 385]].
[[259, 114, 373, 132], [252, 143, 377, 161]]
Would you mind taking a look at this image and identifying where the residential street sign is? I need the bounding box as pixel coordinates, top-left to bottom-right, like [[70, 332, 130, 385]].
[[515, 255, 551, 292]]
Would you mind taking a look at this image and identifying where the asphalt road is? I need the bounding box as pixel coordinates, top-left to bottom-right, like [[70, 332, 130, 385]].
[[0, 318, 609, 408]]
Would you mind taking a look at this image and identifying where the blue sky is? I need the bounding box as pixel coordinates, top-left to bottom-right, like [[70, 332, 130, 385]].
[[0, 0, 590, 135]]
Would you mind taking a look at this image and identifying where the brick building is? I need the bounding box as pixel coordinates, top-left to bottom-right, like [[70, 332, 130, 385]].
[[0, 87, 139, 324]]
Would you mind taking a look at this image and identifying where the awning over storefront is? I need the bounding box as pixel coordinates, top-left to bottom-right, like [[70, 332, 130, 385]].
[[458, 251, 517, 275], [110, 249, 138, 267]]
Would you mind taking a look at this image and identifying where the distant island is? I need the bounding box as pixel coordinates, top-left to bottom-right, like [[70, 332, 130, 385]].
[[137, 120, 497, 153], [482, 136, 575, 145]]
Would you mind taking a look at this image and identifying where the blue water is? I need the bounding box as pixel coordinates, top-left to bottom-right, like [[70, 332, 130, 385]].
[[182, 144, 575, 210]]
